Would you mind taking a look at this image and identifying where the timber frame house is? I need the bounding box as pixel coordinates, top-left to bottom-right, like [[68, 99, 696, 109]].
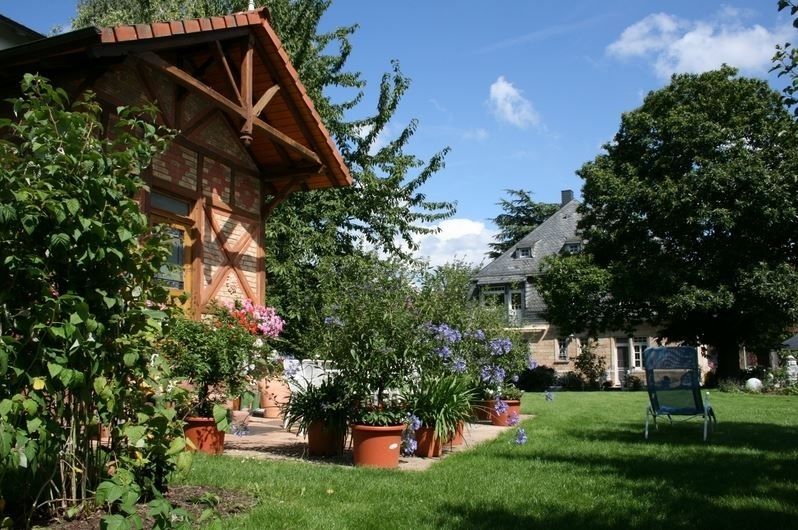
[[0, 8, 351, 316]]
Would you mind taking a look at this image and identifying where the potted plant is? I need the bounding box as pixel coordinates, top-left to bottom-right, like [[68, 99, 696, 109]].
[[404, 375, 475, 457], [283, 375, 353, 456], [316, 254, 422, 468], [489, 384, 523, 427], [161, 302, 281, 454]]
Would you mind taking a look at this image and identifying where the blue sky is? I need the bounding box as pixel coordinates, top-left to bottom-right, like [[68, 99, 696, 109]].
[[2, 1, 793, 265]]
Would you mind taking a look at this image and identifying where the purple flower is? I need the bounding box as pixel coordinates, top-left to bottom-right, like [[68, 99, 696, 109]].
[[472, 329, 486, 341], [451, 357, 467, 374], [527, 357, 538, 370], [407, 413, 422, 431], [480, 365, 493, 383], [493, 366, 506, 384], [480, 364, 507, 386], [494, 399, 508, 415], [430, 323, 462, 344], [511, 374, 519, 383], [507, 412, 520, 426], [515, 428, 528, 445], [324, 316, 343, 327], [437, 345, 452, 360], [489, 338, 512, 356], [402, 437, 417, 456]]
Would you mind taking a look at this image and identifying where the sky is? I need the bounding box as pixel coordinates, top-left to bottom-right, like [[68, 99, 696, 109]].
[[2, 1, 793, 266]]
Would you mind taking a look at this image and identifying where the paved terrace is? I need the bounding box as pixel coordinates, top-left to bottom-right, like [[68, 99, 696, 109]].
[[224, 414, 533, 471]]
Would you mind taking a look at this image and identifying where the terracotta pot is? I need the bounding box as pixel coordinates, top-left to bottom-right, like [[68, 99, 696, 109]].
[[471, 400, 493, 422], [259, 378, 290, 418], [414, 426, 443, 458], [226, 397, 241, 411], [448, 421, 465, 447], [351, 424, 405, 468], [490, 400, 522, 427], [184, 417, 225, 455], [307, 421, 346, 457]]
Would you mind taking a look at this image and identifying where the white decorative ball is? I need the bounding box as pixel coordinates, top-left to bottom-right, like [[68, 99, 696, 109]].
[[745, 378, 763, 392]]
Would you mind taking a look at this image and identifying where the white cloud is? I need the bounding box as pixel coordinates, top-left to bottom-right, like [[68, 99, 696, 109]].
[[462, 127, 489, 141], [607, 11, 791, 79], [411, 218, 496, 267], [488, 76, 541, 128]]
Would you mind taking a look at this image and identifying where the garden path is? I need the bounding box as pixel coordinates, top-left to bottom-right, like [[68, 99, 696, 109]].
[[223, 415, 533, 471]]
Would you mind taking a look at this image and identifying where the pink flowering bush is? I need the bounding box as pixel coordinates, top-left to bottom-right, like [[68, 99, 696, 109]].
[[221, 299, 284, 338]]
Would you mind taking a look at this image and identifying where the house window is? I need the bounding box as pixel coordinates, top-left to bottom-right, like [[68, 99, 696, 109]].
[[510, 291, 523, 310], [556, 337, 570, 361], [633, 337, 648, 368], [482, 288, 506, 308], [563, 242, 582, 254], [517, 247, 531, 258], [150, 191, 194, 299]]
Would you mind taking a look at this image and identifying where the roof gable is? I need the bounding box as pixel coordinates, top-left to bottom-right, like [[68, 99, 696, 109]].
[[475, 199, 581, 284]]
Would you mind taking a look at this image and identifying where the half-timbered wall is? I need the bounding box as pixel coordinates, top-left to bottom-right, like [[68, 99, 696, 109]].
[[92, 59, 265, 317]]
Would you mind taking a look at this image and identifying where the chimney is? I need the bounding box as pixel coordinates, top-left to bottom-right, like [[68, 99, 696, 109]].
[[561, 189, 574, 206]]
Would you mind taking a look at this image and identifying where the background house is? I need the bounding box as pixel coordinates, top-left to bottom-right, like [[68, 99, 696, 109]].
[[0, 9, 351, 317], [473, 190, 695, 386], [0, 14, 43, 50]]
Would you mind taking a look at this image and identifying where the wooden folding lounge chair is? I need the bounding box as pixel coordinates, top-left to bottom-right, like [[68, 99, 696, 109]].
[[643, 346, 717, 442]]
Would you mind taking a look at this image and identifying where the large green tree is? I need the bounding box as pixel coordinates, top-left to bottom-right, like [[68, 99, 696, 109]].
[[73, 0, 455, 355], [537, 67, 798, 379], [487, 189, 558, 259]]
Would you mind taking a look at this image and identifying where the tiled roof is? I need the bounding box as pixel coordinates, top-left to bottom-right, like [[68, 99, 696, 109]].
[[99, 10, 268, 43]]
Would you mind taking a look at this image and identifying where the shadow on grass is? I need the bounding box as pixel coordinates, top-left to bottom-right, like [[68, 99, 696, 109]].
[[469, 421, 798, 529]]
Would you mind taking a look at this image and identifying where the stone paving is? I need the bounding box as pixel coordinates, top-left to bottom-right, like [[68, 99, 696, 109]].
[[223, 414, 533, 471]]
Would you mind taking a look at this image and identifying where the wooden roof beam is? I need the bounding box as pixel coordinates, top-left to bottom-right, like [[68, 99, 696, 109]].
[[134, 50, 321, 166], [211, 40, 243, 106]]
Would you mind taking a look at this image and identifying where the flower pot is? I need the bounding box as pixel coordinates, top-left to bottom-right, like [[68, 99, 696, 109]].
[[351, 424, 405, 468], [184, 417, 225, 455], [414, 426, 443, 458], [448, 421, 465, 447], [471, 400, 493, 422], [226, 397, 241, 411], [307, 421, 346, 457], [490, 400, 522, 427], [259, 378, 290, 418]]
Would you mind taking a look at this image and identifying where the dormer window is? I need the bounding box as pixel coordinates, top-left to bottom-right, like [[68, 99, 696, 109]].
[[562, 242, 582, 254], [516, 247, 531, 258]]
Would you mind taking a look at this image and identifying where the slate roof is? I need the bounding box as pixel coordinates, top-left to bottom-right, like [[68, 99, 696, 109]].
[[474, 199, 581, 313], [784, 334, 798, 350]]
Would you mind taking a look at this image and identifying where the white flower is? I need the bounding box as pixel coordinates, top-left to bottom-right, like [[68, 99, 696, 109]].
[[253, 338, 264, 348]]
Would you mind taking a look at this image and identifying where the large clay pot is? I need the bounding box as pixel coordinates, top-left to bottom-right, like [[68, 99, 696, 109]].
[[414, 426, 443, 458], [490, 400, 522, 427], [471, 400, 493, 422], [184, 417, 225, 455], [448, 421, 465, 447], [259, 378, 290, 418], [351, 424, 405, 468], [307, 421, 346, 457]]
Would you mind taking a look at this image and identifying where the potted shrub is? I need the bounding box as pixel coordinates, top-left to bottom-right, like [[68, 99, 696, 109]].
[[161, 302, 281, 454], [283, 376, 353, 456], [316, 254, 422, 468], [404, 375, 475, 457]]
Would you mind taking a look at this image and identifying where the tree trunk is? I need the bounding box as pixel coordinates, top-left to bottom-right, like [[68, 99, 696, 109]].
[[714, 338, 741, 381]]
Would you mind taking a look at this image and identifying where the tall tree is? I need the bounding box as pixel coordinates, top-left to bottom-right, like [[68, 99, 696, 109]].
[[537, 67, 798, 379], [73, 0, 455, 354], [487, 189, 558, 259], [773, 0, 798, 115]]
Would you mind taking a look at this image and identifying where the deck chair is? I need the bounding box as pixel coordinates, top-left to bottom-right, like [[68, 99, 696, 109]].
[[643, 346, 717, 441]]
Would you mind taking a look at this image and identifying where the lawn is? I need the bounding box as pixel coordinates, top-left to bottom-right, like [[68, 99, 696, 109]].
[[182, 391, 798, 529]]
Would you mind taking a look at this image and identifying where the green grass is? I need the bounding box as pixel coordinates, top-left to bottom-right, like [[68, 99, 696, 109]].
[[182, 392, 798, 529]]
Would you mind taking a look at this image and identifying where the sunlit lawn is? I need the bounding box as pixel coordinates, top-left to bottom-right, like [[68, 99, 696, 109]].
[[182, 391, 798, 529]]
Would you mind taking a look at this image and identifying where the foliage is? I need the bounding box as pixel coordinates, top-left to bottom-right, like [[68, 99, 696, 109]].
[[313, 253, 422, 424], [282, 376, 354, 436], [558, 372, 586, 391], [0, 75, 181, 525], [73, 0, 456, 360], [488, 189, 558, 259], [160, 308, 278, 419], [572, 339, 607, 390], [517, 365, 557, 392], [538, 66, 798, 379], [403, 375, 475, 442], [622, 374, 644, 391], [772, 0, 798, 115]]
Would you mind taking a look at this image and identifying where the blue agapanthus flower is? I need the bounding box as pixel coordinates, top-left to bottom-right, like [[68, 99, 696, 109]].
[[515, 428, 528, 445], [527, 356, 538, 370], [489, 338, 512, 356], [436, 345, 452, 360], [494, 399, 508, 415], [402, 437, 418, 456], [451, 357, 467, 374], [429, 323, 462, 344], [479, 364, 506, 386], [407, 413, 423, 431], [472, 329, 486, 341], [507, 411, 520, 426]]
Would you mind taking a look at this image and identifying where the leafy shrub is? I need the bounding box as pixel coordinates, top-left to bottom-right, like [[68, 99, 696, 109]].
[[622, 374, 644, 391], [559, 371, 586, 391], [573, 339, 608, 390], [517, 365, 557, 392]]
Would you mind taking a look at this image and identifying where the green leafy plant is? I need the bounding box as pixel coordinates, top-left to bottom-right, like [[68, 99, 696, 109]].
[[283, 376, 354, 436], [404, 375, 475, 442], [0, 75, 182, 525], [573, 339, 608, 390]]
